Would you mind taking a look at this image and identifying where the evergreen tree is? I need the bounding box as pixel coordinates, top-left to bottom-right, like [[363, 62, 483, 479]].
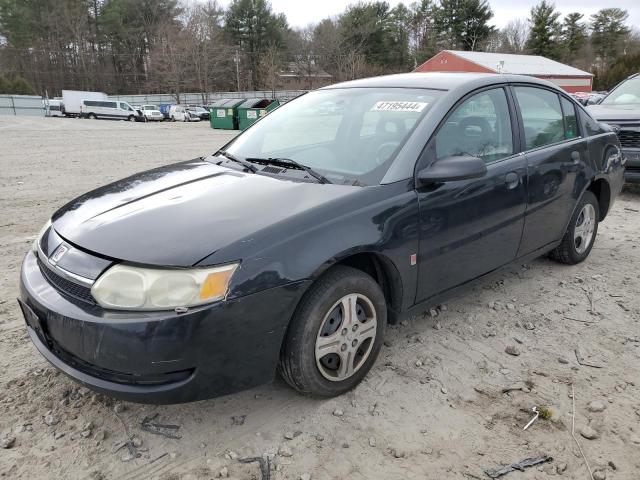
[[561, 13, 587, 62], [435, 0, 494, 51], [590, 8, 630, 66], [526, 1, 561, 59]]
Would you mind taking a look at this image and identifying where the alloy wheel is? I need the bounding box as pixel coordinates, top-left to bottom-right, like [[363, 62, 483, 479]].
[[574, 203, 596, 254], [315, 293, 377, 382]]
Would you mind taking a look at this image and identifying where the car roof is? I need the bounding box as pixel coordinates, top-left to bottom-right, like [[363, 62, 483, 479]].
[[321, 72, 561, 92]]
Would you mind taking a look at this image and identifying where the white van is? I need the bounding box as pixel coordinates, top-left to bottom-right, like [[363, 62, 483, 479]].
[[45, 99, 64, 117], [168, 105, 191, 122], [81, 100, 138, 121]]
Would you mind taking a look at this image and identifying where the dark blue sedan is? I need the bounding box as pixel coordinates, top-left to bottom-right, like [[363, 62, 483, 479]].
[[19, 73, 625, 403]]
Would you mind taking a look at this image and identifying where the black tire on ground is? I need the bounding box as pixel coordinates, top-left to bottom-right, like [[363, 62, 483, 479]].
[[87, 113, 96, 119], [128, 115, 135, 122], [278, 265, 386, 397], [549, 190, 599, 265]]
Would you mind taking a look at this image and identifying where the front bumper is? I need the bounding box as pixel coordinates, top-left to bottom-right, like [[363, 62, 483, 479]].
[[19, 250, 308, 404], [622, 148, 640, 183]]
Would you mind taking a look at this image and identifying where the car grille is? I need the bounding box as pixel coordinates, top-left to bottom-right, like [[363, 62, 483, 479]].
[[618, 129, 640, 149], [37, 257, 96, 305]]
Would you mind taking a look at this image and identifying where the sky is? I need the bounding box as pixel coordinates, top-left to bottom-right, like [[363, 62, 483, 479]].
[[214, 0, 640, 30]]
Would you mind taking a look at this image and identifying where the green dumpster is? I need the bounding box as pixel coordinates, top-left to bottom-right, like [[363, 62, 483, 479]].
[[210, 98, 245, 130], [237, 99, 280, 131]]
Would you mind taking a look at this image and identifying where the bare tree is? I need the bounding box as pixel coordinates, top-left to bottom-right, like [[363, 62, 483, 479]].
[[501, 19, 530, 53]]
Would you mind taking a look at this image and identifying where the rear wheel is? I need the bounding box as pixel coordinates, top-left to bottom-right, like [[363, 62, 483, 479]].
[[278, 266, 386, 397], [128, 115, 135, 122], [87, 113, 96, 119], [550, 190, 599, 265]]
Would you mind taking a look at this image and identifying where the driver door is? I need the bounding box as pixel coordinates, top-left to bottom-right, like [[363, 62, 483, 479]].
[[415, 87, 528, 303]]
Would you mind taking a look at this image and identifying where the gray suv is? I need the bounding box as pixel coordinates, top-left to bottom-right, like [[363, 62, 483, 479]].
[[588, 73, 640, 183]]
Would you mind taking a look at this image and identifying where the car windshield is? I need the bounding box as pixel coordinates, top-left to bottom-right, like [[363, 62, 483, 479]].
[[601, 78, 640, 106], [223, 87, 442, 185]]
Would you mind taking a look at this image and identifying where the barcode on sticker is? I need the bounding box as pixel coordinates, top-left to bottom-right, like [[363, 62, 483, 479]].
[[372, 101, 428, 112]]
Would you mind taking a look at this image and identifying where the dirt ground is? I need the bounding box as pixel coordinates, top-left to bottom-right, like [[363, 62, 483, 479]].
[[1, 116, 639, 480]]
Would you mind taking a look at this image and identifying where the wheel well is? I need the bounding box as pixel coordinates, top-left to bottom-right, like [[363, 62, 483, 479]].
[[587, 178, 611, 221], [334, 253, 403, 324]]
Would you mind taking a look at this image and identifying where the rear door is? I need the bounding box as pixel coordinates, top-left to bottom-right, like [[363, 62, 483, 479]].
[[511, 86, 588, 256], [415, 86, 527, 303]]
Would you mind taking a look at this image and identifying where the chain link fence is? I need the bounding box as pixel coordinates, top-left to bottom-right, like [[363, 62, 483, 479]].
[[0, 95, 45, 116]]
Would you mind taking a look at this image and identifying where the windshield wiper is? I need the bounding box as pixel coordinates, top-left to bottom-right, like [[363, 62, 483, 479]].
[[215, 150, 257, 173], [246, 157, 331, 184]]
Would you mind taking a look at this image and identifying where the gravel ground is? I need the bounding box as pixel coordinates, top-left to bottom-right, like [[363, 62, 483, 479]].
[[1, 116, 639, 480]]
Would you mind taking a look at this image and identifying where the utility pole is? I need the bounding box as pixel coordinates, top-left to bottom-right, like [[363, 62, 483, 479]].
[[234, 50, 241, 92]]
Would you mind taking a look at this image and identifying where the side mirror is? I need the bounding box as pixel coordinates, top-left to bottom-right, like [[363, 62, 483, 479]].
[[417, 155, 487, 186]]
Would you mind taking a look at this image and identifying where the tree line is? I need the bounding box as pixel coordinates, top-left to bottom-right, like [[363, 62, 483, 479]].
[[0, 0, 638, 98]]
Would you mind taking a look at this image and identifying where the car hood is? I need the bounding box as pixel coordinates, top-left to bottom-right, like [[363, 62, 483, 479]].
[[587, 104, 640, 122], [52, 159, 357, 266]]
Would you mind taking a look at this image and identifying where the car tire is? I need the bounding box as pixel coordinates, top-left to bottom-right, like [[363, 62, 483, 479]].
[[549, 190, 599, 265], [87, 113, 96, 119], [128, 115, 135, 122], [278, 265, 386, 397]]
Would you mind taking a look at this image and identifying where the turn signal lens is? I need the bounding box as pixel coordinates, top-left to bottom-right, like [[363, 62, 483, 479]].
[[200, 268, 236, 301], [91, 263, 239, 311]]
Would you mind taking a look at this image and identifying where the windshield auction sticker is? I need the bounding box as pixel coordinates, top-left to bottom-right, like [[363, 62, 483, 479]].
[[371, 101, 428, 112]]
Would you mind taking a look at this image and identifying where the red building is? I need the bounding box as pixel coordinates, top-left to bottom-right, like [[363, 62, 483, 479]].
[[414, 50, 593, 93]]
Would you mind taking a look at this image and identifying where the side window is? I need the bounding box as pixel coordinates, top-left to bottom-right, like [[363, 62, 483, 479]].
[[434, 88, 514, 164], [514, 87, 565, 149], [561, 97, 579, 139]]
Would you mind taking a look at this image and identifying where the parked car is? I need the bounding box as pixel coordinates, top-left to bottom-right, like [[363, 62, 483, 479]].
[[139, 104, 164, 122], [81, 99, 139, 121], [168, 105, 190, 122], [19, 73, 624, 404], [187, 106, 210, 121], [186, 109, 201, 122], [587, 73, 640, 183]]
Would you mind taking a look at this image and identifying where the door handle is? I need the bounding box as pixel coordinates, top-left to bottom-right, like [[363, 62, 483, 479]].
[[504, 171, 520, 189], [571, 151, 581, 164]]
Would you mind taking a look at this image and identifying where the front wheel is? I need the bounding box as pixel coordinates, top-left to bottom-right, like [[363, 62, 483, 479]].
[[550, 190, 599, 264], [278, 266, 386, 397], [128, 115, 135, 122]]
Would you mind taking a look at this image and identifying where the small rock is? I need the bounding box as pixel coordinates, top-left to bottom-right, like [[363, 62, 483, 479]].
[[342, 442, 349, 448], [429, 309, 438, 317], [499, 368, 510, 375], [392, 448, 406, 458], [593, 469, 606, 480], [439, 304, 447, 312], [368, 437, 376, 447], [226, 451, 239, 460], [558, 357, 569, 364], [131, 436, 143, 448], [113, 403, 126, 414], [556, 462, 567, 474], [433, 322, 442, 330], [333, 408, 344, 417], [580, 425, 599, 440], [284, 431, 295, 440], [400, 320, 408, 326], [94, 429, 106, 442], [278, 444, 293, 457], [299, 474, 311, 480], [505, 345, 521, 356], [82, 421, 93, 431], [415, 360, 423, 367], [80, 429, 92, 438], [441, 387, 447, 394], [383, 340, 393, 347], [587, 400, 607, 413], [0, 436, 16, 449], [630, 434, 640, 445], [43, 414, 60, 426], [506, 303, 516, 310], [524, 321, 535, 330], [218, 466, 229, 478]]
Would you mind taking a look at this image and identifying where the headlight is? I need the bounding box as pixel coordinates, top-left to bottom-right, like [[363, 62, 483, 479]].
[[91, 263, 239, 311], [32, 219, 52, 253]]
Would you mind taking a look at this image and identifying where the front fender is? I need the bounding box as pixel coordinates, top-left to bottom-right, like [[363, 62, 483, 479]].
[[199, 180, 420, 312]]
